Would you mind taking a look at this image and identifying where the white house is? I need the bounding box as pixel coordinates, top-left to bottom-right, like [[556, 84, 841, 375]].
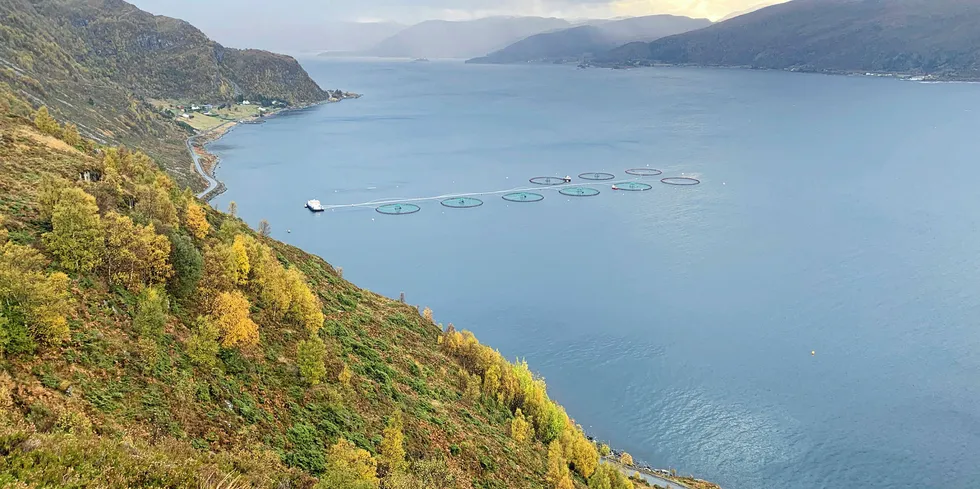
[[242, 100, 251, 105]]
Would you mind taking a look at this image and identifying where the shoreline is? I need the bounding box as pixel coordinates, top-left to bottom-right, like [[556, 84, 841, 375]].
[[189, 94, 361, 202]]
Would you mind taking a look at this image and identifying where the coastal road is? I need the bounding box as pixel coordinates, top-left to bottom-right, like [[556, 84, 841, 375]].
[[602, 458, 692, 489], [187, 121, 233, 199], [187, 134, 217, 199]]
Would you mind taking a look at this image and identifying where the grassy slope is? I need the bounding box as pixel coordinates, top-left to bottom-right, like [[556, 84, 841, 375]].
[[0, 101, 572, 488]]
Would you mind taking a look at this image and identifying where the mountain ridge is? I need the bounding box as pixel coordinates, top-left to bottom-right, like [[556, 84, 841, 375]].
[[599, 0, 980, 79], [468, 15, 711, 64]]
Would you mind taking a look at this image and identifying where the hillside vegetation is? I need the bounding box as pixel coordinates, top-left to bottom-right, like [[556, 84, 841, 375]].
[[0, 0, 327, 191], [468, 16, 710, 65], [601, 0, 980, 79]]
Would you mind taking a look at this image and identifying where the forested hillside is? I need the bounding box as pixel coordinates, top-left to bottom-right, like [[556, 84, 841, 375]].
[[601, 0, 980, 79], [0, 0, 327, 191]]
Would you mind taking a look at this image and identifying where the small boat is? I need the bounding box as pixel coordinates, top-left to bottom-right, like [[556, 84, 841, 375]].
[[611, 184, 620, 190], [563, 175, 572, 183], [306, 199, 324, 212]]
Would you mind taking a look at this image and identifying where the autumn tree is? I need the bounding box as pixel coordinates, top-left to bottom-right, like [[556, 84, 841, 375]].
[[546, 441, 573, 489], [185, 316, 220, 368], [599, 444, 611, 457], [379, 411, 407, 476], [286, 268, 324, 333], [133, 287, 168, 337], [257, 219, 271, 237], [44, 187, 104, 273], [619, 452, 633, 466], [338, 363, 353, 387], [422, 306, 433, 322], [103, 212, 172, 291], [589, 463, 634, 489], [184, 201, 209, 239], [316, 439, 379, 489], [297, 334, 327, 385], [198, 243, 238, 305], [510, 408, 534, 443], [134, 184, 179, 230], [227, 201, 237, 217], [186, 316, 220, 367], [0, 242, 71, 355], [209, 290, 258, 347], [62, 123, 81, 148], [562, 427, 599, 478], [231, 235, 250, 285], [38, 175, 67, 223], [33, 106, 61, 137]]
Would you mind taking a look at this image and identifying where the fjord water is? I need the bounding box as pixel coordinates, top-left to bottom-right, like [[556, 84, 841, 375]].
[[212, 60, 980, 489]]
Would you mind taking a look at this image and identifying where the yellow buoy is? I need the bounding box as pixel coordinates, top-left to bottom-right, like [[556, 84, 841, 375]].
[[811, 350, 816, 356]]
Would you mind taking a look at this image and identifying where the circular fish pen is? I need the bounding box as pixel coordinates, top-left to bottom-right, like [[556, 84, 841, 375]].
[[661, 177, 701, 186], [376, 203, 421, 215], [502, 192, 544, 203], [579, 172, 615, 181], [626, 168, 663, 176], [440, 197, 484, 208], [612, 182, 653, 191], [530, 176, 568, 186], [559, 187, 600, 197]]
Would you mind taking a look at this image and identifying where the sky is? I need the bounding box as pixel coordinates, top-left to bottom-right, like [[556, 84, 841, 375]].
[[128, 0, 784, 25]]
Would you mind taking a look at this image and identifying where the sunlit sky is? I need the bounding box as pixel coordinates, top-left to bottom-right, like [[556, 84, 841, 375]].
[[129, 0, 786, 24]]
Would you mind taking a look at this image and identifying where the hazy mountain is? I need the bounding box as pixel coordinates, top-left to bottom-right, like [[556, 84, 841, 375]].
[[204, 21, 406, 54], [602, 0, 980, 79], [366, 16, 571, 59], [468, 15, 710, 64]]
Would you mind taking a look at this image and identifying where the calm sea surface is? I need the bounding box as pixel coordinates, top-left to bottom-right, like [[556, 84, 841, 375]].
[[211, 59, 980, 489]]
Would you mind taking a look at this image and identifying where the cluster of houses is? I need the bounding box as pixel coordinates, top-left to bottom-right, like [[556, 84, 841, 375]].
[[172, 99, 287, 119]]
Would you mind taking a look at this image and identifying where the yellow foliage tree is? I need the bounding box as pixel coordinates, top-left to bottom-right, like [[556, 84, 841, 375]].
[[546, 440, 573, 489], [62, 123, 81, 148], [422, 306, 433, 322], [588, 463, 634, 489], [38, 175, 67, 223], [103, 212, 172, 291], [562, 427, 599, 479], [135, 184, 179, 230], [210, 291, 258, 347], [0, 242, 71, 350], [510, 408, 534, 443], [296, 334, 327, 385], [379, 411, 407, 475], [317, 439, 380, 489], [619, 452, 633, 466], [44, 187, 104, 273], [198, 243, 238, 305], [33, 106, 61, 137], [231, 235, 250, 285], [286, 267, 324, 333], [338, 363, 353, 387], [184, 201, 209, 239], [483, 362, 501, 398]]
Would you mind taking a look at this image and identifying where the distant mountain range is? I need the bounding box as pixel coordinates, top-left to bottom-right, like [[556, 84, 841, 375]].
[[363, 16, 572, 59], [467, 15, 711, 64], [206, 21, 406, 54], [600, 0, 980, 79]]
